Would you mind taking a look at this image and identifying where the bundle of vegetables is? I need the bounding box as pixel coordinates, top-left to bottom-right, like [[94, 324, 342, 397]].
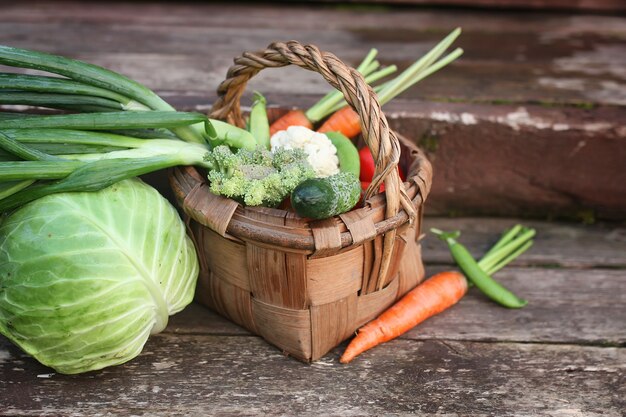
[[237, 29, 462, 216], [340, 225, 535, 363], [0, 46, 325, 374], [265, 28, 462, 195], [269, 28, 463, 138], [0, 29, 465, 372]]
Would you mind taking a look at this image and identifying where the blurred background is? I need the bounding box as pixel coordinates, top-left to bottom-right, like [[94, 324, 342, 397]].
[[1, 0, 625, 221]]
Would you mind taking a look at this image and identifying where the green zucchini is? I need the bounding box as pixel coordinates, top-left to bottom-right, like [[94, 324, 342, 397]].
[[291, 172, 361, 219], [325, 131, 360, 177]]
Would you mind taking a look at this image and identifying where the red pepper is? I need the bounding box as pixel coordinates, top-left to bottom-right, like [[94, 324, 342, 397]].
[[359, 147, 406, 183], [359, 147, 375, 182]]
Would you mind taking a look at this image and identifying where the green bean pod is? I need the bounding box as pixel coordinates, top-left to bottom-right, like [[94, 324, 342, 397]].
[[209, 119, 256, 151], [249, 92, 270, 149], [325, 131, 360, 177], [432, 229, 528, 308]]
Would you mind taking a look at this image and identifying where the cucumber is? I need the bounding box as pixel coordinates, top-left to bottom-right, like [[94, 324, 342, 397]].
[[291, 172, 361, 219], [325, 131, 360, 177]]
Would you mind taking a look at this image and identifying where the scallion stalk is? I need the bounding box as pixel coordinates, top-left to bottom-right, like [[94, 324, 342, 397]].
[[0, 179, 34, 200], [0, 46, 204, 143], [0, 91, 124, 112], [0, 131, 62, 161], [0, 73, 144, 109]]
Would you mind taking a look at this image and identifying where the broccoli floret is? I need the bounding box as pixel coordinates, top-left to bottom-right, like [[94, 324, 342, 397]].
[[205, 145, 315, 207]]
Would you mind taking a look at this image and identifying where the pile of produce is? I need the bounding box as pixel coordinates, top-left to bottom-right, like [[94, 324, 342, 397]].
[[0, 28, 526, 373]]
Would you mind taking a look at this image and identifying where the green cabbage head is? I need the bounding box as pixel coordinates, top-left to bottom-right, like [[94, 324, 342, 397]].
[[0, 179, 199, 374]]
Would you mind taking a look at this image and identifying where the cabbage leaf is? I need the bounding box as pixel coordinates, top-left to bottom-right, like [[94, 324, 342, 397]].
[[0, 179, 198, 374]]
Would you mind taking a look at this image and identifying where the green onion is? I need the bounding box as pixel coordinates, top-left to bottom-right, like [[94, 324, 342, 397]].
[[0, 180, 34, 200], [308, 28, 463, 122], [0, 156, 187, 212], [305, 64, 397, 123], [479, 228, 536, 273], [1, 129, 147, 148], [0, 73, 143, 109], [377, 28, 462, 105], [0, 45, 204, 143], [0, 111, 213, 135], [0, 160, 84, 180], [0, 91, 124, 112], [0, 44, 263, 211], [0, 46, 170, 112], [0, 131, 62, 161]]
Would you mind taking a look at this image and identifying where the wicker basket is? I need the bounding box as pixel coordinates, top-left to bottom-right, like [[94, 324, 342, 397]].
[[169, 41, 433, 361]]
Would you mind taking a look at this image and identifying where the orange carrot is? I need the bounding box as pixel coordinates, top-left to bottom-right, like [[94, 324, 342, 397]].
[[269, 109, 313, 136], [316, 107, 361, 138], [340, 271, 468, 363]]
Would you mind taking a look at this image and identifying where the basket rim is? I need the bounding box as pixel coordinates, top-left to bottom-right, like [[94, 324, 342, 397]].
[[169, 130, 432, 253]]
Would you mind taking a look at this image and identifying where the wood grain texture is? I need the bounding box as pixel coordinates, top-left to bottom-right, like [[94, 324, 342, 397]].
[[1, 216, 625, 414], [1, 2, 625, 413], [1, 335, 624, 416], [2, 1, 624, 218], [422, 217, 626, 268], [162, 217, 626, 345], [0, 3, 623, 106]]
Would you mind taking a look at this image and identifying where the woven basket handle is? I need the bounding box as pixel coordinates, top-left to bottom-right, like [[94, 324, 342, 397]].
[[210, 41, 415, 222]]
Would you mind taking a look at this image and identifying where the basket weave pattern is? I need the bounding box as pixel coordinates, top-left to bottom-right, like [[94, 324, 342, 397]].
[[170, 41, 433, 361]]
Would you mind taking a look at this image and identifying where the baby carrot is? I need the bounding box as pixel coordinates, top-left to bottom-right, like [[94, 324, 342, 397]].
[[317, 107, 361, 137], [268, 49, 396, 135], [268, 109, 312, 136], [318, 30, 463, 138], [340, 271, 468, 364]]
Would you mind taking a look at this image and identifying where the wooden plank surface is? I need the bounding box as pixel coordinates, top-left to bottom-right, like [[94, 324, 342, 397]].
[[1, 335, 624, 416], [162, 217, 626, 344], [1, 3, 623, 106], [423, 217, 626, 268], [1, 2, 625, 414], [1, 1, 625, 219], [1, 216, 625, 415]]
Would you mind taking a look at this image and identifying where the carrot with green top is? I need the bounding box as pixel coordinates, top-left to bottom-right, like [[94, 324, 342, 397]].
[[319, 28, 463, 138], [269, 49, 396, 136]]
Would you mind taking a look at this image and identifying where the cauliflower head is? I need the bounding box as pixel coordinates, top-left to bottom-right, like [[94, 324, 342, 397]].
[[270, 126, 340, 178]]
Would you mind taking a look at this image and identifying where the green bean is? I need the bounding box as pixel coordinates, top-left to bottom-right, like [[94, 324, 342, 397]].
[[210, 119, 256, 151], [431, 228, 528, 308], [248, 92, 270, 149], [325, 131, 360, 177], [479, 228, 535, 273]]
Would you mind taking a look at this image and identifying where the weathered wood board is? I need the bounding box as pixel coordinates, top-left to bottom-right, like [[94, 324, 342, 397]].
[[2, 216, 624, 416], [1, 335, 624, 416], [1, 2, 625, 415], [1, 2, 624, 219]]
